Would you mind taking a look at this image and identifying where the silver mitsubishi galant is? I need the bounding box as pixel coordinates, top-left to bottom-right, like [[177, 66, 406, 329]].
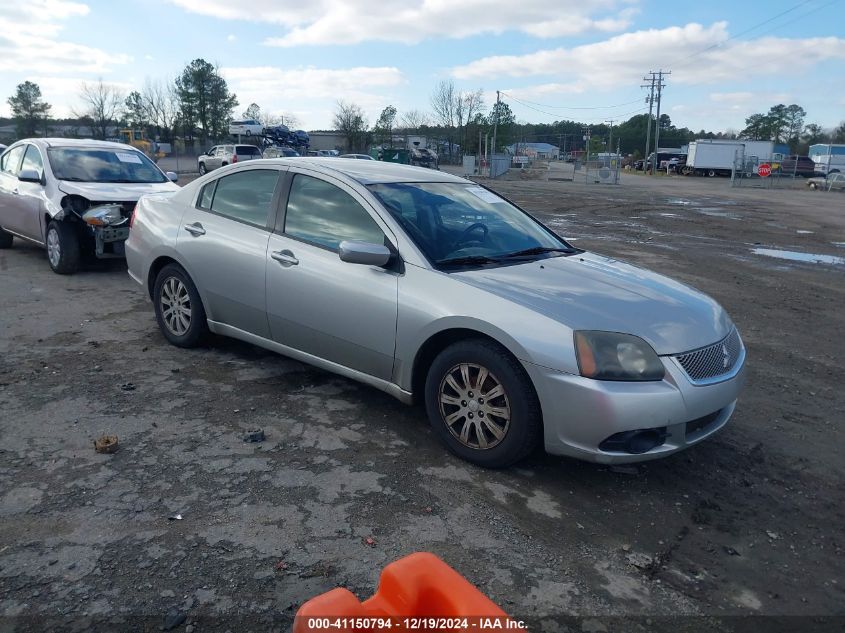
[[126, 158, 745, 468]]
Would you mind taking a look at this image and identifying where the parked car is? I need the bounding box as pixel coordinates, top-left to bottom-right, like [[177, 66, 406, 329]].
[[667, 156, 687, 172], [263, 146, 300, 159], [198, 145, 261, 175], [228, 119, 263, 137], [340, 154, 375, 160], [777, 155, 816, 177], [410, 147, 438, 168], [0, 138, 178, 274], [807, 173, 845, 191], [126, 158, 745, 467], [315, 150, 337, 157]]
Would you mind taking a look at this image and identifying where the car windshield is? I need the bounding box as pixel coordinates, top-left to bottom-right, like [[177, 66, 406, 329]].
[[368, 182, 576, 267], [47, 147, 166, 183]]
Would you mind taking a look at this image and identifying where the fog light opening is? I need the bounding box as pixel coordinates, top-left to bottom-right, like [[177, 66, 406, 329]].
[[599, 428, 668, 455]]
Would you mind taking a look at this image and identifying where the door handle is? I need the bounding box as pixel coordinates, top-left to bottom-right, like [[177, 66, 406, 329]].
[[270, 250, 299, 266], [12, 189, 19, 195], [184, 223, 205, 236]]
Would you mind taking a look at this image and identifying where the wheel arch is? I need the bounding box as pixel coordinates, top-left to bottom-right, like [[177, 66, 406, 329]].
[[409, 326, 536, 407]]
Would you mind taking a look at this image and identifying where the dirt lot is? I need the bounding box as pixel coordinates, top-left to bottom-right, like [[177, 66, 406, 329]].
[[1, 172, 843, 631]]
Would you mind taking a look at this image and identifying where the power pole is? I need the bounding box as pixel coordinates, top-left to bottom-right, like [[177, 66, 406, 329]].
[[606, 119, 615, 163], [490, 90, 501, 179], [652, 70, 670, 174], [641, 72, 656, 173]]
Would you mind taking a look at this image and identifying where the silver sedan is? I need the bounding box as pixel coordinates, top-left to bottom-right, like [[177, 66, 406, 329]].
[[126, 159, 745, 467]]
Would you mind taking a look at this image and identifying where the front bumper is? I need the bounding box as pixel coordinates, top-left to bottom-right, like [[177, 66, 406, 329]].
[[524, 348, 746, 464], [92, 225, 129, 259]]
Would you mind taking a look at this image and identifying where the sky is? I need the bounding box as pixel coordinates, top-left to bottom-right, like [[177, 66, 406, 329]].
[[1, 0, 844, 134]]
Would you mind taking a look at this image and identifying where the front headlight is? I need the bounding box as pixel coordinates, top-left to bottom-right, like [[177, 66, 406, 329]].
[[574, 331, 665, 381]]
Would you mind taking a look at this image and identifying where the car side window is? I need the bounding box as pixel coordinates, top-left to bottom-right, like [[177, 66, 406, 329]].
[[198, 181, 216, 209], [283, 174, 384, 250], [21, 145, 44, 176], [209, 169, 279, 227], [1, 145, 25, 176]]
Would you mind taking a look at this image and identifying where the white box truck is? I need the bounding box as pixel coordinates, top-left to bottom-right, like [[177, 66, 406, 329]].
[[683, 141, 744, 176], [809, 144, 845, 176], [683, 140, 787, 176]]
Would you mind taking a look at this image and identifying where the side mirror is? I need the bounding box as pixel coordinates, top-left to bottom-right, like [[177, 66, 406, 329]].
[[338, 240, 392, 267], [166, 171, 179, 183], [18, 169, 42, 184]]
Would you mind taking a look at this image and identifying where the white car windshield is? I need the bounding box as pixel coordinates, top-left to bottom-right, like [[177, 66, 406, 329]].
[[48, 147, 167, 183], [368, 182, 576, 267]]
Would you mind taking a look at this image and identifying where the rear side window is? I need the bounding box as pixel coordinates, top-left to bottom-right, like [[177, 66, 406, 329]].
[[209, 170, 279, 227], [1, 145, 25, 175], [237, 146, 261, 156]]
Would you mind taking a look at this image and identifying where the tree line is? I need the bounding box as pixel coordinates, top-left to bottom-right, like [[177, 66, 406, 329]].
[[5, 71, 845, 157]]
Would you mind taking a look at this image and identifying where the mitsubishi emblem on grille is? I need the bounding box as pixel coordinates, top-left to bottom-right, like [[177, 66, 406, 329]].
[[722, 344, 730, 368]]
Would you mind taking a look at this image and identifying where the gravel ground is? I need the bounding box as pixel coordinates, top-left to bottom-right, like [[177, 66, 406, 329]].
[[0, 172, 843, 632]]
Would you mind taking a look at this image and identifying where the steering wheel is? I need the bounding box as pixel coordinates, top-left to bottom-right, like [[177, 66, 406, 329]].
[[455, 222, 489, 246]]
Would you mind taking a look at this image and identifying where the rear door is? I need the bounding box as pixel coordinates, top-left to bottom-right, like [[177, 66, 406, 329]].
[[265, 170, 399, 380], [176, 167, 283, 337], [14, 144, 47, 240], [0, 145, 27, 236]]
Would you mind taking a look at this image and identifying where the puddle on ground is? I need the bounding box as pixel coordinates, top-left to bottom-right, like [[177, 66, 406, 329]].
[[659, 213, 681, 217], [667, 199, 692, 205], [832, 242, 845, 248], [796, 230, 814, 234], [696, 207, 741, 219], [752, 248, 845, 265]]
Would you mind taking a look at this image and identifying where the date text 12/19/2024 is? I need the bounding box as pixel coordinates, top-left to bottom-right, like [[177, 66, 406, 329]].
[[302, 618, 528, 630]]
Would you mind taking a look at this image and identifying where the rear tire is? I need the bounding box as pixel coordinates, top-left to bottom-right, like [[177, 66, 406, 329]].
[[0, 226, 13, 249], [46, 220, 80, 274], [424, 339, 542, 468], [153, 264, 209, 348]]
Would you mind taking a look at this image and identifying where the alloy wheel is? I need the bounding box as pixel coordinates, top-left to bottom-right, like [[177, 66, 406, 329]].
[[438, 363, 511, 450], [159, 276, 192, 336], [47, 228, 60, 268]]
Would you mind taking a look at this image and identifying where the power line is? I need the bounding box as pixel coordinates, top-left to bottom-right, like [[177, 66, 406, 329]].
[[500, 92, 644, 111], [674, 0, 837, 70], [499, 91, 646, 123]]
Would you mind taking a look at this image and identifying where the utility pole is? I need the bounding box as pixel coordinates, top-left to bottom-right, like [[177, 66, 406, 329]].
[[652, 70, 670, 174], [491, 90, 501, 179], [641, 73, 656, 173], [606, 119, 615, 164]]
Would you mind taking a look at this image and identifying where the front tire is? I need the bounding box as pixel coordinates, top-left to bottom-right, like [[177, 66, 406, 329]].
[[198, 162, 207, 175], [153, 264, 208, 348], [424, 339, 542, 468], [46, 220, 80, 274]]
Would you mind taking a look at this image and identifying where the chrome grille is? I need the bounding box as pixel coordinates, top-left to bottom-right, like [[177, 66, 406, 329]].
[[674, 328, 743, 382]]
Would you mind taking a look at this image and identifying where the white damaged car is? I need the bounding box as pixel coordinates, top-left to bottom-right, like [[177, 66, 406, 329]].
[[0, 138, 179, 274]]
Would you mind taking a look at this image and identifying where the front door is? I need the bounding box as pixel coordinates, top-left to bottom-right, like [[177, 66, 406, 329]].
[[265, 171, 399, 381], [176, 167, 282, 338]]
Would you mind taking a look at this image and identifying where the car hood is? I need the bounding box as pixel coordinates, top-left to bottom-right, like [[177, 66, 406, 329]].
[[58, 180, 179, 201], [453, 252, 732, 355]]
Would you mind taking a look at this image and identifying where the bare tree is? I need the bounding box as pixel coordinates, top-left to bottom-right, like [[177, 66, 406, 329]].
[[430, 80, 484, 161], [140, 78, 180, 141], [75, 79, 125, 139], [333, 100, 368, 152], [399, 109, 429, 132]]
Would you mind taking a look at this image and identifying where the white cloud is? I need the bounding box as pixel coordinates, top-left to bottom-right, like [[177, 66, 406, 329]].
[[0, 1, 130, 75], [452, 22, 845, 89], [221, 66, 407, 128], [167, 0, 638, 46], [227, 34, 237, 42]]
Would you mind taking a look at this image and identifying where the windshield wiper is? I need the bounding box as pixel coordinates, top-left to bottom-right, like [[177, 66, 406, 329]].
[[436, 255, 502, 267], [500, 246, 575, 259]]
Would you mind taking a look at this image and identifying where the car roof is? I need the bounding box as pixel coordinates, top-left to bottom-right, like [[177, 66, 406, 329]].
[[262, 157, 468, 184], [21, 138, 140, 151]]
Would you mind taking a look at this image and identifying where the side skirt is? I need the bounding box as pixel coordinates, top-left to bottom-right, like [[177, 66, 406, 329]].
[[207, 320, 414, 405]]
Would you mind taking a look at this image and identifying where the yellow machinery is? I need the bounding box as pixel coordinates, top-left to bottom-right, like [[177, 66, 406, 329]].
[[119, 129, 164, 161]]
